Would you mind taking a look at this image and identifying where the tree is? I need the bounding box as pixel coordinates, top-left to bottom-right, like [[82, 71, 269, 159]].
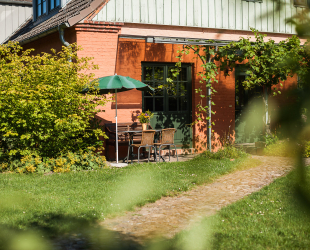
[[0, 42, 107, 159]]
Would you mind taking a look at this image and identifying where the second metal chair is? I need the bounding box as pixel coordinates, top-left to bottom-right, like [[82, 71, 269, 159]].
[[127, 130, 156, 164], [154, 128, 178, 162]]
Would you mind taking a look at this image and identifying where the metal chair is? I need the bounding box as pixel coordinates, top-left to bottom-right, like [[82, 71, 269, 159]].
[[127, 130, 156, 164], [154, 128, 178, 162]]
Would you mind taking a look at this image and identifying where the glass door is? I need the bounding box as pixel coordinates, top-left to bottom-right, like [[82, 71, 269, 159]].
[[142, 63, 192, 148]]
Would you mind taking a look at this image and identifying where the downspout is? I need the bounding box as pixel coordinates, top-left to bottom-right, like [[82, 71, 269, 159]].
[[58, 23, 71, 62], [207, 46, 218, 152]]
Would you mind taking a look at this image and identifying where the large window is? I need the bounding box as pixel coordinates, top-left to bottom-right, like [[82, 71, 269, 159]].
[[141, 63, 192, 148], [36, 0, 60, 18], [142, 64, 191, 113]]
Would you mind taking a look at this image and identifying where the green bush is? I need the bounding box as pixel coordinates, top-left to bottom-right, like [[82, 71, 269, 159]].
[[263, 140, 291, 157], [199, 146, 247, 160], [303, 141, 310, 158], [263, 133, 279, 146], [0, 42, 107, 159], [263, 139, 310, 158], [0, 151, 107, 174]]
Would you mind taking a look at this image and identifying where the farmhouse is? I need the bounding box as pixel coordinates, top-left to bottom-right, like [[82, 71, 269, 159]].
[[5, 0, 302, 159]]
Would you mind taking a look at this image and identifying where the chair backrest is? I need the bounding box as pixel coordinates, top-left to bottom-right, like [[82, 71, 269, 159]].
[[141, 130, 156, 145], [161, 128, 176, 144]]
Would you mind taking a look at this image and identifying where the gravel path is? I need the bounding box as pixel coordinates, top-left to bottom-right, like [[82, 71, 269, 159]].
[[101, 156, 296, 242]]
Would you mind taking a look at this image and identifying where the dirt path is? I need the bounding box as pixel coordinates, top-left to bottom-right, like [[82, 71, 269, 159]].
[[101, 156, 296, 242]]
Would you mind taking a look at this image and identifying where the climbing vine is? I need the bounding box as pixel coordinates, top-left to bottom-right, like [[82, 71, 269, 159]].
[[169, 29, 303, 138]]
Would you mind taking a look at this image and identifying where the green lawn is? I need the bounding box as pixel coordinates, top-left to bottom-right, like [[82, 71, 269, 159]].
[[170, 167, 310, 250], [0, 155, 257, 237], [210, 168, 310, 249], [3, 155, 307, 249]]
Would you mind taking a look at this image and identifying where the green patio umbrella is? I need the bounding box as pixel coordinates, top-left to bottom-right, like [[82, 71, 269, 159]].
[[87, 75, 154, 165]]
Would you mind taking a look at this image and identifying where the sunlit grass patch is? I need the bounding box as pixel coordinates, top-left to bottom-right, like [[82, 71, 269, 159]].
[[211, 169, 310, 249], [232, 157, 262, 171], [263, 140, 295, 157], [0, 154, 253, 234]]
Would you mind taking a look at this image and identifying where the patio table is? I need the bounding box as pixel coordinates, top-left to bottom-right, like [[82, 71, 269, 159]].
[[122, 129, 162, 163]]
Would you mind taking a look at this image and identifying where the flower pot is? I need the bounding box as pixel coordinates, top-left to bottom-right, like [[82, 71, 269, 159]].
[[142, 123, 148, 130]]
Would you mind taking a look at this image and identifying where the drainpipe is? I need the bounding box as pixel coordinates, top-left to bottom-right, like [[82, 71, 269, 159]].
[[207, 46, 218, 152], [58, 23, 71, 62]]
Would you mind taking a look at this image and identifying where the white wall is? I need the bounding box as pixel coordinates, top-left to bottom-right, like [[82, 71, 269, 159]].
[[0, 3, 32, 44], [93, 0, 302, 34]]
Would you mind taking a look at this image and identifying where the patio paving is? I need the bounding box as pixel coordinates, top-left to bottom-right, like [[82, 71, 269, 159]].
[[106, 153, 196, 167]]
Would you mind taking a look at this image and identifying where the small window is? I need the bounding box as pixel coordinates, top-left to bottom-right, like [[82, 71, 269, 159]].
[[294, 0, 309, 7], [242, 0, 263, 2], [37, 0, 47, 17], [36, 0, 60, 19], [50, 0, 60, 11]]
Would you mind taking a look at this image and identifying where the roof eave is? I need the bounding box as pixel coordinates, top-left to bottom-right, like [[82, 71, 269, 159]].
[[12, 0, 107, 45], [0, 0, 32, 6], [19, 23, 69, 46]]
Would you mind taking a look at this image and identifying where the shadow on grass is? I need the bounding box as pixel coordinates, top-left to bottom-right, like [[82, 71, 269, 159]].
[[0, 213, 144, 250]]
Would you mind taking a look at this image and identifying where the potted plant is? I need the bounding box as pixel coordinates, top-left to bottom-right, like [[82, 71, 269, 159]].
[[137, 110, 154, 130]]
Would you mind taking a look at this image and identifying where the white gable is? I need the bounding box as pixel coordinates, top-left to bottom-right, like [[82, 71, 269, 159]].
[[93, 0, 303, 34]]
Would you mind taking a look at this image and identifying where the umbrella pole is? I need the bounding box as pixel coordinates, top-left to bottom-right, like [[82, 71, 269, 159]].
[[115, 89, 119, 164]]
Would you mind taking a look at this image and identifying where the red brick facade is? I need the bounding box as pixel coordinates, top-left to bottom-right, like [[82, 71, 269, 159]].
[[21, 21, 298, 157]]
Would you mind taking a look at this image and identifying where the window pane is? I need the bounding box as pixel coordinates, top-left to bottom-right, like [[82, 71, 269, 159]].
[[144, 88, 153, 97], [179, 97, 188, 111], [143, 67, 153, 81], [169, 97, 178, 111], [154, 82, 164, 96], [168, 67, 178, 81], [179, 82, 187, 97], [155, 98, 164, 111], [144, 98, 153, 111], [167, 84, 177, 96], [56, 0, 60, 6], [179, 67, 188, 81], [43, 0, 47, 13], [154, 67, 164, 81], [37, 4, 42, 16], [50, 0, 54, 9]]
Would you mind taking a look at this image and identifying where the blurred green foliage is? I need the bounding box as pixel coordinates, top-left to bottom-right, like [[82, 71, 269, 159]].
[[0, 42, 108, 161]]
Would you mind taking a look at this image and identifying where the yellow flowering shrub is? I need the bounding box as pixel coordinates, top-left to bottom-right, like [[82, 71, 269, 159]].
[[0, 151, 106, 174]]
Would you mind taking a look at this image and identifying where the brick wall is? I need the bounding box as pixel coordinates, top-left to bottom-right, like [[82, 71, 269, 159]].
[[20, 24, 299, 157], [115, 38, 237, 152]]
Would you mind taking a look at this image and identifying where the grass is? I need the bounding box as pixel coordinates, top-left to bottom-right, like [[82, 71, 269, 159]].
[[209, 168, 310, 249], [263, 140, 294, 157], [0, 155, 258, 236]]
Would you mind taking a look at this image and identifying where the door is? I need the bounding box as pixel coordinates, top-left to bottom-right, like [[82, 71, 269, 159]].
[[235, 66, 264, 143], [142, 63, 192, 148]]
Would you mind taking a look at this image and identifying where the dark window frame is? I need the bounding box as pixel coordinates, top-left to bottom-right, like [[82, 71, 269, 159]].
[[36, 0, 60, 18], [141, 63, 192, 114]]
